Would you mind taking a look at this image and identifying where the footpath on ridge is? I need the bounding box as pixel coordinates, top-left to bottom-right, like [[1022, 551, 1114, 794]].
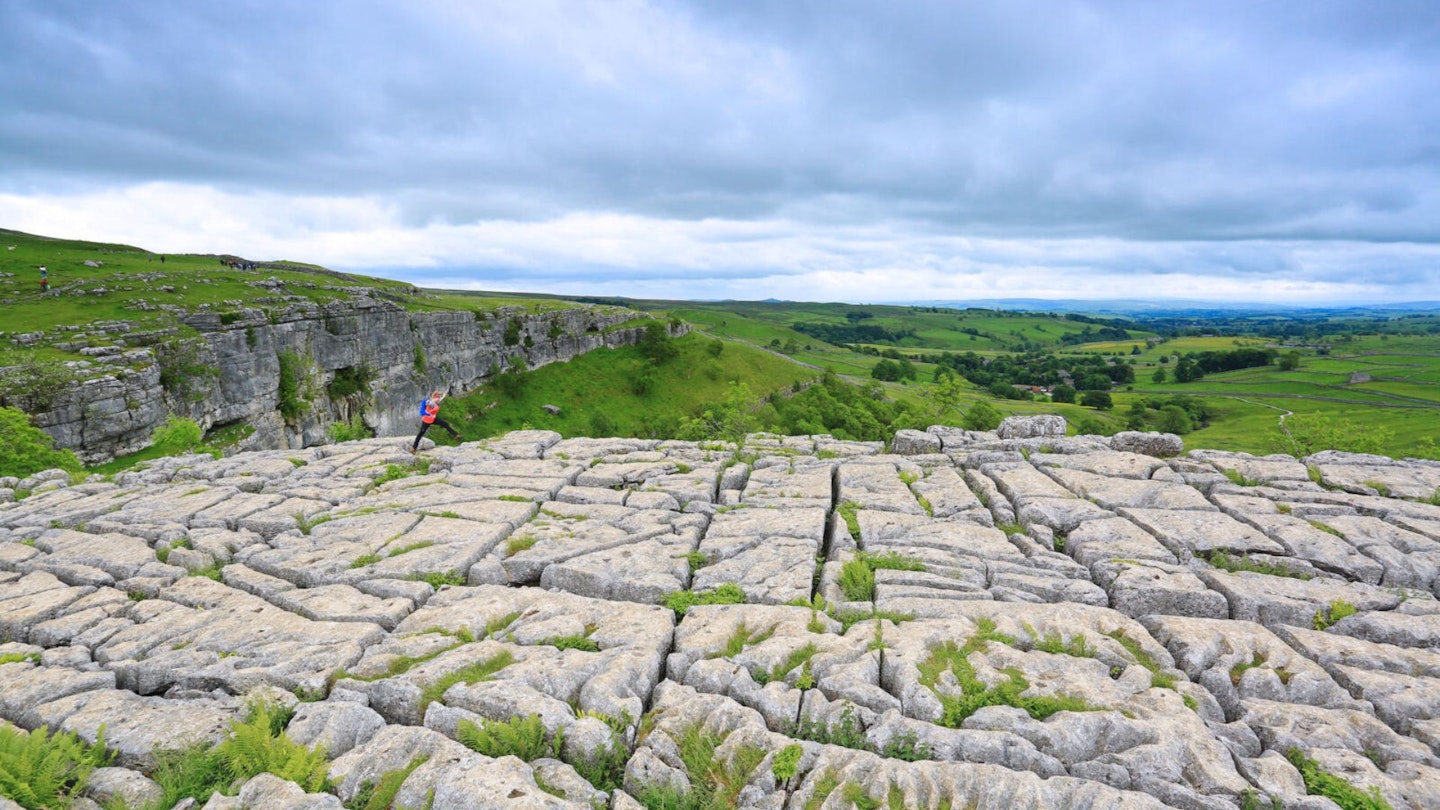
[[3, 419, 1440, 808]]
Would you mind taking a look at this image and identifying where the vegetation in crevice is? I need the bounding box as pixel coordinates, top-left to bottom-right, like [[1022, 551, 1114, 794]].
[[661, 583, 747, 617], [147, 700, 329, 808], [1206, 551, 1313, 580], [838, 551, 926, 602], [919, 617, 1104, 726], [1314, 599, 1358, 631], [1286, 747, 1393, 810], [633, 723, 766, 810], [417, 650, 515, 711], [346, 754, 429, 810]]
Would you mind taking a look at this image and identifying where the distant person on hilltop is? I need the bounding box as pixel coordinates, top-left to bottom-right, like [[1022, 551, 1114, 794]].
[[38, 265, 47, 294], [412, 389, 462, 453]]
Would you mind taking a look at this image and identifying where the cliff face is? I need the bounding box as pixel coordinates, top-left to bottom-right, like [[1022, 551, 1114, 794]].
[[36, 298, 672, 463]]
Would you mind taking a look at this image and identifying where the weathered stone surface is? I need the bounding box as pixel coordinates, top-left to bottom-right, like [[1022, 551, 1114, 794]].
[[1109, 431, 1185, 457], [84, 766, 164, 810], [1048, 467, 1215, 511], [31, 688, 237, 769], [1199, 568, 1403, 629], [1121, 507, 1285, 558], [996, 415, 1067, 440], [285, 701, 386, 758], [891, 428, 941, 455], [1092, 559, 1229, 619], [5, 428, 1440, 808], [214, 773, 345, 809]]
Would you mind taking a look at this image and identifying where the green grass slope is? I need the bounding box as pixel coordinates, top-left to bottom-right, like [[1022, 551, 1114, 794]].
[[0, 229, 581, 345], [444, 333, 817, 441]]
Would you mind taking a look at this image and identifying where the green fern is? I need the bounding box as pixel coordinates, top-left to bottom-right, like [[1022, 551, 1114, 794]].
[[455, 715, 559, 762], [214, 701, 329, 792], [149, 700, 329, 806], [0, 723, 112, 809]]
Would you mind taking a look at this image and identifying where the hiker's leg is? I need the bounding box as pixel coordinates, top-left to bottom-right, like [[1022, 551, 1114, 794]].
[[433, 416, 460, 439], [412, 422, 431, 451]]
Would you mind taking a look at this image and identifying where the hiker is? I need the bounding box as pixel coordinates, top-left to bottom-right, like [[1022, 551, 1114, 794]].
[[412, 389, 461, 452], [39, 266, 47, 294]]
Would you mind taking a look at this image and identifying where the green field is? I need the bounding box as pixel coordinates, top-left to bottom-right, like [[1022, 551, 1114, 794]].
[[641, 298, 1440, 459], [647, 300, 1154, 353]]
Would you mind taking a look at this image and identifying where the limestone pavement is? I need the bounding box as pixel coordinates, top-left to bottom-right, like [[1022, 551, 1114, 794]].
[[3, 421, 1440, 808]]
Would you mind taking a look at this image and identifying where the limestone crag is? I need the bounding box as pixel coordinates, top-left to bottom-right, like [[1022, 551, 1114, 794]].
[[3, 427, 1440, 808], [31, 300, 674, 464]]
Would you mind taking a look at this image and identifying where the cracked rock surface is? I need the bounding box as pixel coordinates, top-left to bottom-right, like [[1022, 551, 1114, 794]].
[[4, 426, 1440, 808]]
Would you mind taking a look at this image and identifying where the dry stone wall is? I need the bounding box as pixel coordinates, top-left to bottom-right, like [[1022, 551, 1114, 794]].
[[31, 299, 669, 464], [2, 426, 1440, 808]]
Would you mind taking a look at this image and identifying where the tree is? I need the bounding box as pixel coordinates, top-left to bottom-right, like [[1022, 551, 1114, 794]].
[[1278, 351, 1301, 371], [926, 373, 965, 420], [1174, 357, 1201, 383], [150, 415, 203, 454], [1151, 367, 1167, 384], [639, 323, 679, 364], [677, 382, 759, 443], [1157, 404, 1193, 434], [1050, 384, 1076, 404], [0, 352, 78, 411], [963, 401, 1002, 431], [1125, 401, 1149, 431], [870, 359, 902, 382], [1079, 390, 1113, 409]]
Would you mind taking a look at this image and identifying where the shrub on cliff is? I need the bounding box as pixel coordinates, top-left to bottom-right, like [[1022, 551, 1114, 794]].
[[0, 352, 77, 411], [0, 406, 82, 478]]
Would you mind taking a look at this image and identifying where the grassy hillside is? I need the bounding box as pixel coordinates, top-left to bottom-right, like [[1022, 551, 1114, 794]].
[[443, 332, 817, 440], [0, 229, 585, 351], [653, 300, 1153, 353]]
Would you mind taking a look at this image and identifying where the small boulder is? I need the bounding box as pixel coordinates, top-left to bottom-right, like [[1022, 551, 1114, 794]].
[[996, 415, 1067, 440], [891, 429, 942, 455], [1109, 431, 1184, 457]]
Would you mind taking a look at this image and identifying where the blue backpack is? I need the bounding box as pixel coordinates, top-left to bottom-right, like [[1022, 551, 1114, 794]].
[[418, 398, 430, 417]]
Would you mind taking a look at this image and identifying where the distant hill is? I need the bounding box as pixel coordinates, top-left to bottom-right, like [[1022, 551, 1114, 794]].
[[910, 298, 1440, 317]]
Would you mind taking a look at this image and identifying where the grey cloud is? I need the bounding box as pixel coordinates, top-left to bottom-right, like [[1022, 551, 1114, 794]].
[[1, 0, 1439, 302]]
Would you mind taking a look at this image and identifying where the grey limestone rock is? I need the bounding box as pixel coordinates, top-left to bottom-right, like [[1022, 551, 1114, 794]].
[[891, 428, 942, 455], [285, 701, 386, 758], [996, 415, 1067, 440], [212, 773, 344, 809], [1091, 559, 1229, 619], [84, 767, 164, 810], [1108, 431, 1185, 458]]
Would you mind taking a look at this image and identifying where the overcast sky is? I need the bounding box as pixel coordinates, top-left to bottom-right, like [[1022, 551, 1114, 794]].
[[2, 1, 1438, 305]]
